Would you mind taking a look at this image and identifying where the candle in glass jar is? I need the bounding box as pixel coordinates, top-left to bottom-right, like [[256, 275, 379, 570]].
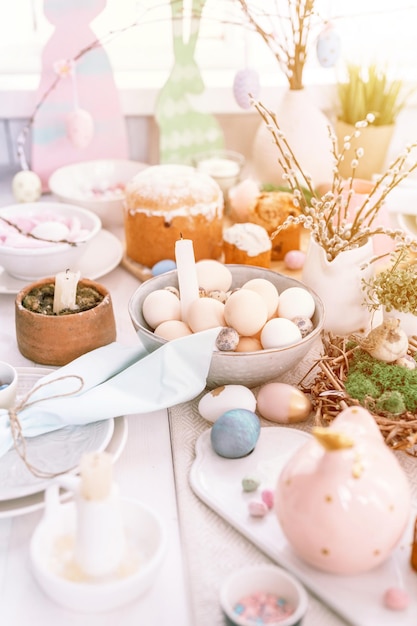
[[53, 269, 80, 314], [196, 157, 241, 195], [175, 238, 200, 323]]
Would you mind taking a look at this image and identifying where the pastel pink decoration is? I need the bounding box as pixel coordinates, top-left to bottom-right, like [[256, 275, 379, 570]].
[[383, 587, 410, 611], [284, 250, 306, 270], [228, 178, 260, 222], [31, 0, 128, 190], [275, 406, 411, 575], [66, 109, 94, 149]]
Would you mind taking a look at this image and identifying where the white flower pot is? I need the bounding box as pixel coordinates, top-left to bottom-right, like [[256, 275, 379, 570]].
[[302, 236, 374, 336]]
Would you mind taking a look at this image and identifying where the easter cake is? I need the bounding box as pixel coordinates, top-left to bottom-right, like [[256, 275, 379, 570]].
[[222, 222, 271, 268], [248, 191, 301, 260], [124, 164, 224, 268]]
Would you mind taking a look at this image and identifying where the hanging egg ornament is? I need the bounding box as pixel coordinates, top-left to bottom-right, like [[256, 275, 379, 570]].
[[233, 68, 261, 110], [12, 170, 42, 203], [275, 406, 411, 575], [316, 23, 341, 68], [66, 108, 94, 149]]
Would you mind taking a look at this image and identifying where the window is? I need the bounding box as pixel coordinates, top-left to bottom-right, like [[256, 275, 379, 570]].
[[0, 1, 416, 79]]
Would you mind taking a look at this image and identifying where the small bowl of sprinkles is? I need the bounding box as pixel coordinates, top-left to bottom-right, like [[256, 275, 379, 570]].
[[220, 563, 308, 626]]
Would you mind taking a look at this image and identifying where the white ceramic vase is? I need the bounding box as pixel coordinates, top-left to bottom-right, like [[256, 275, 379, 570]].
[[302, 236, 374, 336], [252, 88, 334, 187]]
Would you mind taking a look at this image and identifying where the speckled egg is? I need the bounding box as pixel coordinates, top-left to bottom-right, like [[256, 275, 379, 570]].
[[151, 259, 176, 276], [292, 316, 314, 338], [12, 170, 42, 203], [260, 318, 302, 349], [277, 287, 315, 320], [257, 382, 312, 423], [211, 408, 261, 458], [196, 260, 233, 292], [242, 278, 279, 319], [198, 384, 257, 423], [187, 297, 225, 332], [216, 327, 239, 351], [142, 289, 181, 329], [224, 289, 268, 336]]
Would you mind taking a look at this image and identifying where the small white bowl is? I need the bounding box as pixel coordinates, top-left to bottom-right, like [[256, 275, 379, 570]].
[[49, 159, 148, 227], [128, 265, 324, 388], [30, 497, 167, 613], [220, 564, 308, 626], [0, 202, 101, 280], [0, 361, 18, 409]]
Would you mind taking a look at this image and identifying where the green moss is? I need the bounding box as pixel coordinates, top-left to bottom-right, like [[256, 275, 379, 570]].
[[345, 349, 417, 414]]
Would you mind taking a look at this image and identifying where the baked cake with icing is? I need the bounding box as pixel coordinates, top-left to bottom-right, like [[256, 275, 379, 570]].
[[124, 164, 224, 268], [223, 222, 271, 268]]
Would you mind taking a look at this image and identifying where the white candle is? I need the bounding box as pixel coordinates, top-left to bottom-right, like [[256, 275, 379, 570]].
[[53, 269, 80, 314], [73, 451, 127, 577], [175, 238, 200, 323]]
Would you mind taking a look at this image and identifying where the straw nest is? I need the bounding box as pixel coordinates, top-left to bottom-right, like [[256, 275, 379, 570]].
[[300, 332, 417, 456]]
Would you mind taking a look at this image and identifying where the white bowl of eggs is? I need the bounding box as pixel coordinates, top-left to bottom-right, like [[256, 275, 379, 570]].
[[0, 202, 101, 281], [129, 263, 324, 388], [48, 159, 148, 227]]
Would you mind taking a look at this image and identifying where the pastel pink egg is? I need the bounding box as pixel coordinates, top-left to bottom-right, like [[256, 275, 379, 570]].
[[187, 297, 225, 333], [66, 108, 94, 149], [224, 289, 268, 336], [257, 382, 312, 423], [284, 250, 306, 270]]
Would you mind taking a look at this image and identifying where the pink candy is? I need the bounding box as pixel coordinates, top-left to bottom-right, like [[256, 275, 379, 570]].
[[383, 587, 410, 611], [233, 591, 294, 623]]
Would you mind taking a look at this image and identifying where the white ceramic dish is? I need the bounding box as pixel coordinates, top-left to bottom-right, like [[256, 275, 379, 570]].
[[49, 159, 149, 227], [190, 427, 417, 626], [0, 229, 122, 294], [30, 497, 167, 612], [220, 563, 308, 626], [0, 202, 102, 280]]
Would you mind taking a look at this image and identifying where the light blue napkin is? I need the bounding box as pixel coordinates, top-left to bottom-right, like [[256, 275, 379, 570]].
[[0, 328, 220, 458]]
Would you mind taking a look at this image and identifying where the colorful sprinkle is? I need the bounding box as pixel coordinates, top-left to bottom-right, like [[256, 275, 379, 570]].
[[233, 591, 294, 623], [261, 489, 274, 510], [248, 500, 268, 517]]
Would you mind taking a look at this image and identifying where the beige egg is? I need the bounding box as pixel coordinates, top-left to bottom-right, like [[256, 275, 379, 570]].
[[198, 384, 257, 423], [224, 289, 268, 336], [196, 260, 233, 292], [277, 287, 315, 319], [260, 318, 302, 349], [242, 278, 279, 319], [257, 382, 312, 423], [187, 297, 225, 333], [235, 337, 263, 352], [153, 320, 192, 340], [142, 289, 181, 329]]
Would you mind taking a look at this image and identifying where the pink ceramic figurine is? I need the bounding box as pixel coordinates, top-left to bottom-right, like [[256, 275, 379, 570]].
[[275, 406, 411, 575]]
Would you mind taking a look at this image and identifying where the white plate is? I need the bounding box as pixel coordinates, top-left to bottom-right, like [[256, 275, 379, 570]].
[[0, 367, 115, 501], [0, 229, 123, 294], [190, 427, 417, 626]]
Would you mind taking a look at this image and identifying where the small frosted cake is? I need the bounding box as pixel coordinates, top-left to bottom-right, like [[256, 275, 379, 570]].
[[223, 223, 271, 268], [124, 164, 224, 268], [248, 191, 301, 260]]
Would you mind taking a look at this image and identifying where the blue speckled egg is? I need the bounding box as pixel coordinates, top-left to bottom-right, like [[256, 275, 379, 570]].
[[210, 409, 261, 459], [151, 259, 176, 276]]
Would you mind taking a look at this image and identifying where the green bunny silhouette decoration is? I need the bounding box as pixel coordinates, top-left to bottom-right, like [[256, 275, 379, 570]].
[[155, 0, 224, 163]]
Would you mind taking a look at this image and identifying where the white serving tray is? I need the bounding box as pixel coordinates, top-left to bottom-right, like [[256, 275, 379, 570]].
[[190, 427, 417, 626]]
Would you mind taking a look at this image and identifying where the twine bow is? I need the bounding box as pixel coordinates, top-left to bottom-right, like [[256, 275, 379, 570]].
[[7, 375, 84, 478]]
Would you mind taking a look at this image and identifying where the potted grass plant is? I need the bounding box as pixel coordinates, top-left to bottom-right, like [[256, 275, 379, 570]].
[[362, 248, 417, 337], [335, 62, 411, 180]]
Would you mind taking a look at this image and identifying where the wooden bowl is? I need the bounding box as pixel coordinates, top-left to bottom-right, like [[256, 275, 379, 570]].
[[15, 278, 116, 366]]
